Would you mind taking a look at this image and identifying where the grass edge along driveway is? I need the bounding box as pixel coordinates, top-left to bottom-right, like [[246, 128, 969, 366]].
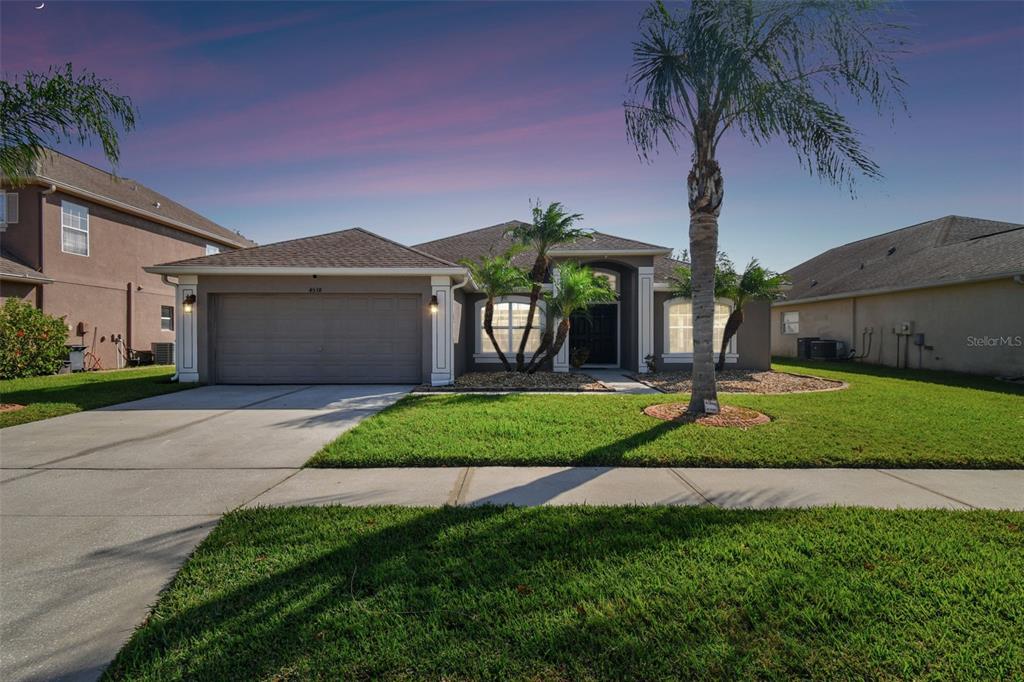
[[102, 505, 1024, 681], [0, 366, 195, 428], [310, 361, 1024, 469]]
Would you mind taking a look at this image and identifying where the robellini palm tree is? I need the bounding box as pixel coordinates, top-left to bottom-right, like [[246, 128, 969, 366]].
[[716, 259, 787, 371], [528, 261, 617, 373], [506, 201, 591, 371], [625, 0, 906, 414], [460, 250, 530, 372], [1, 63, 136, 183]]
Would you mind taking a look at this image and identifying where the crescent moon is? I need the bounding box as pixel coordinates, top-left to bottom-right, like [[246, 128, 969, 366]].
[[36, 2, 46, 8]]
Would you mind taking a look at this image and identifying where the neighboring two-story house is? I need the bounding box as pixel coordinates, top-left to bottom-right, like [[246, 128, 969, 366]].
[[1, 151, 254, 369]]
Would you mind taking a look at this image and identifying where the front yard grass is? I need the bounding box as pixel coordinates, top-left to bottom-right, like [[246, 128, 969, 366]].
[[310, 360, 1024, 468], [104, 505, 1023, 681], [0, 366, 195, 428]]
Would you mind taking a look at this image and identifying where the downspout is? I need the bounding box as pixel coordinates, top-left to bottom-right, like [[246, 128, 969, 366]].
[[160, 274, 179, 380], [38, 184, 56, 310]]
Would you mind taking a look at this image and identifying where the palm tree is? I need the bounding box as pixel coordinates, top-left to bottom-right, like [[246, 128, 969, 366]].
[[668, 251, 736, 300], [527, 262, 617, 373], [716, 259, 788, 371], [505, 201, 591, 371], [460, 251, 530, 371], [1, 63, 137, 183], [625, 0, 906, 414]]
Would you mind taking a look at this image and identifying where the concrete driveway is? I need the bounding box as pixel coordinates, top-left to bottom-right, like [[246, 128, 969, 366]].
[[0, 384, 409, 682]]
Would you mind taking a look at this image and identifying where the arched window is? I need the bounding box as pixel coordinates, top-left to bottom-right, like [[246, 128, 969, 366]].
[[592, 269, 619, 293], [663, 298, 736, 359], [475, 296, 545, 358]]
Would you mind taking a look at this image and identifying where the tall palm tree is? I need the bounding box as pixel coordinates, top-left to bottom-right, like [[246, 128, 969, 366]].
[[716, 259, 787, 371], [625, 0, 906, 413], [460, 251, 529, 371], [1, 63, 136, 183], [505, 201, 591, 371], [527, 262, 617, 373]]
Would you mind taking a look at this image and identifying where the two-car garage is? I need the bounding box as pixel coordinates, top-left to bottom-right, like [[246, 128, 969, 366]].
[[210, 293, 423, 384]]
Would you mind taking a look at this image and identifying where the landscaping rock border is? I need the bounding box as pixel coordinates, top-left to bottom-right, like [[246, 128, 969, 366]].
[[414, 371, 612, 393], [632, 370, 847, 394]]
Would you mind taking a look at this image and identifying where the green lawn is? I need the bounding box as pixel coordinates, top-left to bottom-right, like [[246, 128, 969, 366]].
[[310, 361, 1024, 468], [104, 505, 1024, 681], [0, 366, 196, 428]]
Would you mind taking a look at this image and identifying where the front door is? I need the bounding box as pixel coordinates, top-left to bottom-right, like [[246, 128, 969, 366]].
[[569, 304, 618, 365]]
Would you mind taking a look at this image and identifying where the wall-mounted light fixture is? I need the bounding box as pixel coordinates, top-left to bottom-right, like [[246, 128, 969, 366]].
[[429, 294, 439, 314], [182, 294, 197, 313]]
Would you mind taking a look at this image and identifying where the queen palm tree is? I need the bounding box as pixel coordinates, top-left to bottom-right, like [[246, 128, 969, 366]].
[[505, 201, 591, 371], [527, 262, 617, 373], [1, 63, 136, 183], [460, 251, 530, 371], [625, 0, 906, 413], [716, 259, 787, 371]]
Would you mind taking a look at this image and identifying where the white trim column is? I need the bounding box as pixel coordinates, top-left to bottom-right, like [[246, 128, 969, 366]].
[[552, 266, 570, 373], [637, 266, 654, 373], [176, 275, 199, 382], [430, 276, 454, 386]]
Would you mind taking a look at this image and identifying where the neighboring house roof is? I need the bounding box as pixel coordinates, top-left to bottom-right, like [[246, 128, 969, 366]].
[[0, 251, 52, 283], [14, 151, 255, 249], [779, 215, 1024, 304], [149, 227, 462, 274], [414, 220, 680, 282]]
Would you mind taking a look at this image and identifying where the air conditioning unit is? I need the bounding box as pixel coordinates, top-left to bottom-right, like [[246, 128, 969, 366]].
[[151, 342, 175, 365]]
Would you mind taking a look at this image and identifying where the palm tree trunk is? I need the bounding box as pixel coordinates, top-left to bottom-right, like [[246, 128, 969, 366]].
[[716, 307, 744, 371], [484, 298, 512, 372], [514, 282, 542, 371], [525, 326, 554, 373], [686, 150, 724, 414], [527, 318, 570, 374]]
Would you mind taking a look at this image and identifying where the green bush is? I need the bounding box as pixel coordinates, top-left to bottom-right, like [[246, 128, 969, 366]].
[[0, 298, 69, 379]]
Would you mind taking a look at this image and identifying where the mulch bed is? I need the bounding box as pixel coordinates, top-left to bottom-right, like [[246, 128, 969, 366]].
[[643, 403, 771, 428], [415, 371, 611, 393], [633, 370, 846, 394], [0, 403, 26, 413]]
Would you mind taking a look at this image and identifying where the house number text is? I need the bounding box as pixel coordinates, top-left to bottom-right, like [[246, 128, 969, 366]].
[[308, 287, 323, 294]]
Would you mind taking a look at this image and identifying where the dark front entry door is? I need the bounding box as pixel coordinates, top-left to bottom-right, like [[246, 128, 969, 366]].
[[570, 304, 618, 365]]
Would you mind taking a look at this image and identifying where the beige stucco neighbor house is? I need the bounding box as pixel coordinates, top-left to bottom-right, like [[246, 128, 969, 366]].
[[145, 222, 771, 385], [771, 216, 1024, 377]]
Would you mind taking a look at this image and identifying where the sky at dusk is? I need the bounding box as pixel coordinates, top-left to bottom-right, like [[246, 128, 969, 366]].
[[2, 1, 1022, 271]]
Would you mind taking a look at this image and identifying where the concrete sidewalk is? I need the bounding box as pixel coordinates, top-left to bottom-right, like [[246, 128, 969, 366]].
[[249, 466, 1024, 510]]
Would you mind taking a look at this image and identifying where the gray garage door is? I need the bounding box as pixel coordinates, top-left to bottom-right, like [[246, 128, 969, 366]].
[[213, 294, 422, 384]]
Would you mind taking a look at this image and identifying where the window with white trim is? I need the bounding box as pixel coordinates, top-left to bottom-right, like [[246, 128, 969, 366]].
[[664, 299, 734, 354], [476, 297, 544, 356], [781, 311, 800, 335], [593, 269, 619, 293], [160, 305, 174, 331], [206, 244, 220, 256], [61, 201, 89, 256]]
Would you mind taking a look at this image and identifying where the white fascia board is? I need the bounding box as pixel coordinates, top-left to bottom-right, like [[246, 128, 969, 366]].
[[0, 271, 54, 283], [144, 265, 469, 277], [548, 248, 672, 257], [31, 176, 251, 249], [771, 271, 1023, 307]]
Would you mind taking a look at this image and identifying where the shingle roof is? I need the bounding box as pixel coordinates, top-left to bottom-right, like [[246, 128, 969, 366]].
[[156, 228, 459, 269], [414, 220, 675, 279], [0, 251, 51, 283], [24, 151, 255, 248], [781, 215, 1024, 302]]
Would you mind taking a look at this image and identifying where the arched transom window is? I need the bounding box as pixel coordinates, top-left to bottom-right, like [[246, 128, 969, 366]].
[[664, 299, 736, 357], [475, 296, 545, 357]]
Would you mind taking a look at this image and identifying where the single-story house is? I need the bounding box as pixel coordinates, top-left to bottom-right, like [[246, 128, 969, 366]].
[[771, 215, 1024, 376], [145, 221, 770, 385]]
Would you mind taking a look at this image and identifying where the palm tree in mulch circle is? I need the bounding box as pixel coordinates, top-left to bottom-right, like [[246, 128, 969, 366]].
[[460, 251, 530, 372], [716, 259, 788, 371], [625, 0, 907, 414], [506, 201, 592, 372], [527, 262, 617, 373]]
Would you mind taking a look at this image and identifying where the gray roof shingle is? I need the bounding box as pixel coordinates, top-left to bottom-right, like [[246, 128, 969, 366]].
[[0, 251, 51, 282], [781, 215, 1024, 302], [156, 228, 459, 269], [23, 151, 255, 248]]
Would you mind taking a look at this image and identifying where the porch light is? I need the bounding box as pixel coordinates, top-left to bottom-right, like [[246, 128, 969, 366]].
[[429, 295, 439, 314], [182, 294, 197, 314]]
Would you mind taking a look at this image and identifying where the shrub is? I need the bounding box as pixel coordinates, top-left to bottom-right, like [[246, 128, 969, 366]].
[[0, 298, 69, 379]]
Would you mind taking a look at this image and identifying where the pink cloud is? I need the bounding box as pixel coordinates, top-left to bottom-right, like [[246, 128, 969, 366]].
[[908, 26, 1024, 56]]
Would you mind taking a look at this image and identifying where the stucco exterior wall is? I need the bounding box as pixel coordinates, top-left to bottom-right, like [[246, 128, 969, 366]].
[[0, 280, 40, 305], [2, 185, 44, 269], [652, 294, 771, 371], [771, 278, 1024, 376], [195, 275, 433, 383]]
